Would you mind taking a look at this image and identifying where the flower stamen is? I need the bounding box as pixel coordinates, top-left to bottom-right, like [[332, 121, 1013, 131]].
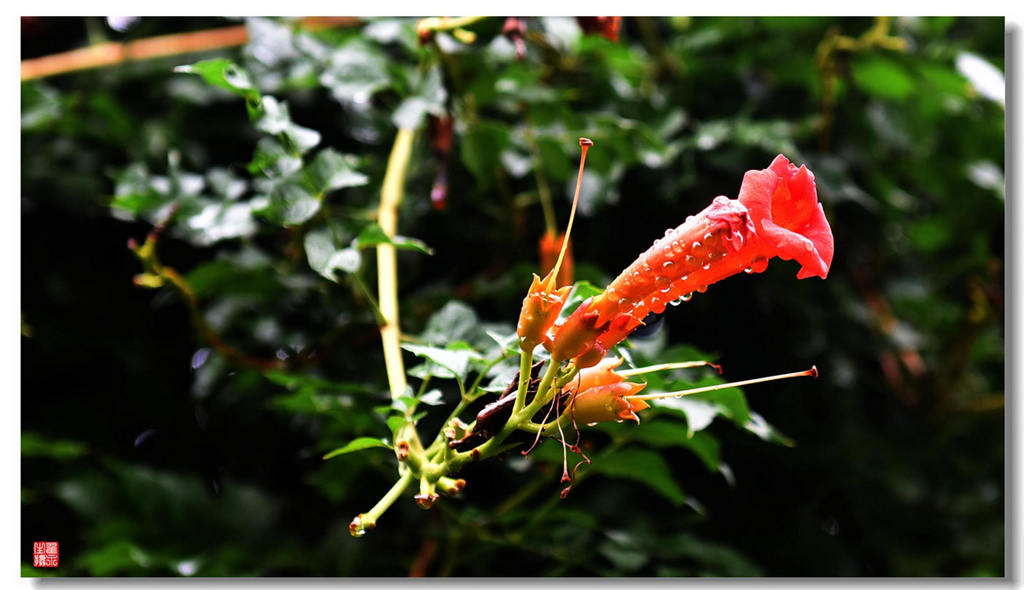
[[628, 366, 818, 401]]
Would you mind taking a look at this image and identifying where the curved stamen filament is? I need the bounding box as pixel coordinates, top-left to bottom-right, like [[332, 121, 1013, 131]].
[[628, 366, 818, 401], [547, 137, 592, 295], [617, 360, 722, 379]]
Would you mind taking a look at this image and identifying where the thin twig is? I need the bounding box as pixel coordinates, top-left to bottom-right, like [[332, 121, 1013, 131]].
[[21, 17, 359, 81]]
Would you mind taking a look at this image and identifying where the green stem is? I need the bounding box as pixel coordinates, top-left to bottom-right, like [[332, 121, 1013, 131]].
[[511, 348, 534, 416], [523, 357, 563, 416], [350, 471, 414, 536]]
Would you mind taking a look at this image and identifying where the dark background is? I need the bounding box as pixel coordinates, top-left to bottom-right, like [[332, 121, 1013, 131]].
[[22, 16, 1004, 576]]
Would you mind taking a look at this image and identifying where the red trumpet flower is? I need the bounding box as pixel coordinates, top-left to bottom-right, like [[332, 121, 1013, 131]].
[[551, 154, 834, 362]]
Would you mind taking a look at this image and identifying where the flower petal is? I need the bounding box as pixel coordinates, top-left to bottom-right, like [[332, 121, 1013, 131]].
[[740, 156, 833, 279]]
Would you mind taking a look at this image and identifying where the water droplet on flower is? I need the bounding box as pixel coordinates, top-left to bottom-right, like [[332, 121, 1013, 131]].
[[703, 232, 713, 241], [702, 263, 711, 270], [685, 215, 695, 223], [805, 241, 814, 251], [606, 288, 620, 302], [655, 275, 670, 288], [661, 260, 675, 273], [696, 286, 707, 294], [680, 274, 689, 282], [670, 293, 692, 306], [672, 241, 685, 255], [618, 298, 634, 312], [586, 422, 598, 427], [744, 266, 753, 273], [664, 228, 674, 237]]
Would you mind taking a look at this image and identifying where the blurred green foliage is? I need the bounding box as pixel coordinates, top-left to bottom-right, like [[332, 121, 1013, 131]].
[[22, 16, 1003, 576]]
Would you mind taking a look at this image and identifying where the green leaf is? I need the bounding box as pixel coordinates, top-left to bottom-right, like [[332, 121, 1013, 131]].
[[256, 181, 320, 226], [305, 148, 369, 195], [248, 137, 302, 178], [907, 217, 953, 253], [561, 280, 605, 317], [255, 96, 320, 153], [385, 415, 408, 435], [355, 223, 434, 255], [402, 343, 482, 381], [626, 420, 721, 471], [22, 432, 88, 460], [851, 57, 916, 100], [652, 397, 719, 435], [460, 121, 510, 188], [186, 258, 283, 299], [592, 448, 685, 506], [174, 58, 263, 118], [322, 437, 392, 460], [304, 228, 362, 280], [21, 82, 62, 130], [743, 412, 795, 447], [392, 62, 447, 129], [179, 200, 259, 245], [649, 374, 751, 431], [421, 301, 481, 346], [318, 40, 391, 103]]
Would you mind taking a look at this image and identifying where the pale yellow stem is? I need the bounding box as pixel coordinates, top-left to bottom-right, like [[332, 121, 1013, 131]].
[[378, 128, 416, 400]]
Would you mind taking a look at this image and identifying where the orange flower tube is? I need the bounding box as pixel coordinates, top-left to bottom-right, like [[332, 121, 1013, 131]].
[[549, 154, 833, 362]]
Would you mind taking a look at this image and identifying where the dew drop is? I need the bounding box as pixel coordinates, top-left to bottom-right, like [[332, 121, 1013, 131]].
[[680, 274, 689, 282], [744, 266, 753, 274], [672, 240, 685, 255], [703, 232, 713, 241], [805, 241, 814, 252], [685, 215, 695, 223], [670, 292, 692, 306], [606, 288, 620, 302], [664, 228, 675, 238], [586, 422, 598, 427], [702, 263, 711, 270], [661, 260, 676, 273], [655, 275, 670, 288]]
